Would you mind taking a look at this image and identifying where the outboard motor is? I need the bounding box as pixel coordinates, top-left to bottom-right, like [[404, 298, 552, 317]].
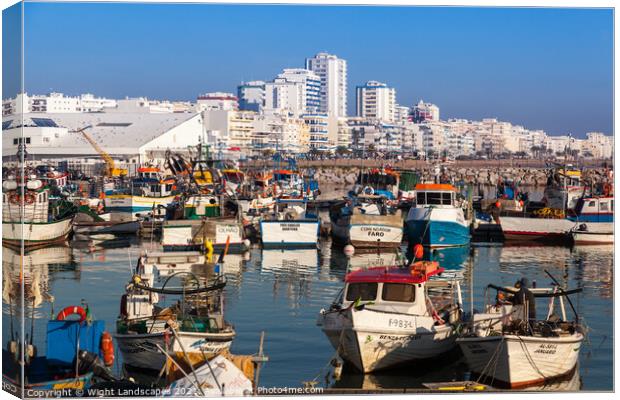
[[77, 350, 117, 381]]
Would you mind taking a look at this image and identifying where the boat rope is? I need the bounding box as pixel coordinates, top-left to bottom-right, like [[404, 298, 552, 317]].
[[475, 336, 505, 386], [516, 335, 547, 381]]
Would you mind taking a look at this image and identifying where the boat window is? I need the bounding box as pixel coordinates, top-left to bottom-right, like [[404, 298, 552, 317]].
[[600, 202, 608, 211], [588, 201, 596, 207], [416, 192, 426, 205], [426, 192, 442, 205], [346, 283, 378, 301], [382, 283, 416, 302], [150, 184, 159, 192], [441, 192, 452, 205]]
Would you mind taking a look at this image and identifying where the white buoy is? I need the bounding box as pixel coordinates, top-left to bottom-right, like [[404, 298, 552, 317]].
[[242, 251, 251, 261], [243, 239, 251, 249], [343, 244, 355, 257]]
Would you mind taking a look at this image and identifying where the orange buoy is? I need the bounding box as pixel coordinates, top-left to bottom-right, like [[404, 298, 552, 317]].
[[100, 331, 114, 367], [413, 244, 424, 260], [495, 201, 501, 209]]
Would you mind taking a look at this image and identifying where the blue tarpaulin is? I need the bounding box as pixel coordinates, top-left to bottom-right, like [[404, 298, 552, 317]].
[[46, 320, 104, 367]]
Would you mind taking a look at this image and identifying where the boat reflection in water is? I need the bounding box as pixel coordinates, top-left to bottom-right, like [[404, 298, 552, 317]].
[[260, 248, 320, 308], [572, 244, 613, 299], [2, 245, 75, 309]]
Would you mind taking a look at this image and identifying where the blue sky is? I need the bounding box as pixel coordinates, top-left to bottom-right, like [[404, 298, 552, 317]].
[[3, 3, 614, 137]]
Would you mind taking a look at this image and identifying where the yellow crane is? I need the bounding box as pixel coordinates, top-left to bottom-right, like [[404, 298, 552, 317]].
[[76, 126, 128, 177]]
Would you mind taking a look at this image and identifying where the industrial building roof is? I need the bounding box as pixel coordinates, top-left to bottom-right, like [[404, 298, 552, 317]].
[[3, 112, 200, 155]]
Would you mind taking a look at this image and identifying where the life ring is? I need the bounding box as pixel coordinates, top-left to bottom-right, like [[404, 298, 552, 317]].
[[56, 305, 87, 322], [363, 186, 374, 196], [100, 331, 115, 367]]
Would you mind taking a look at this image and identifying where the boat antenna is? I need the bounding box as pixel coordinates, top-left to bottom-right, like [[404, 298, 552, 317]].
[[544, 269, 580, 323]]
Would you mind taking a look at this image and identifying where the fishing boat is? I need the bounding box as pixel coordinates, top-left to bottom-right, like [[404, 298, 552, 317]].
[[405, 183, 471, 248], [259, 198, 320, 249], [114, 262, 235, 372], [330, 195, 403, 249], [103, 166, 178, 217], [498, 214, 575, 244], [2, 172, 75, 249], [73, 209, 140, 236], [317, 260, 462, 373], [2, 302, 115, 396], [542, 165, 587, 211], [568, 194, 614, 244], [457, 281, 584, 389]]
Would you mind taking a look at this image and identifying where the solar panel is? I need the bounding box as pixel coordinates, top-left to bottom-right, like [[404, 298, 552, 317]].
[[31, 118, 58, 127], [2, 120, 12, 130], [97, 122, 132, 127]]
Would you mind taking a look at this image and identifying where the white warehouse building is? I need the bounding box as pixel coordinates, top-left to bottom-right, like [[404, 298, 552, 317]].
[[2, 112, 204, 165]]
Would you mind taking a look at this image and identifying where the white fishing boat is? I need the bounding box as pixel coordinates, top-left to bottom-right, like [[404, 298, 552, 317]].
[[317, 261, 462, 373], [330, 195, 403, 249], [2, 173, 74, 249], [457, 282, 584, 389], [498, 216, 574, 243], [103, 166, 177, 217], [568, 194, 614, 245], [162, 218, 248, 253], [259, 198, 320, 248]]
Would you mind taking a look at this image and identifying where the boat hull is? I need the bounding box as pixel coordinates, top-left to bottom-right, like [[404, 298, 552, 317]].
[[571, 222, 614, 244], [499, 216, 575, 243], [260, 220, 319, 248], [332, 213, 404, 249], [114, 330, 235, 371], [457, 333, 583, 388], [406, 207, 470, 247], [103, 195, 177, 216], [2, 217, 74, 248], [319, 308, 457, 373]]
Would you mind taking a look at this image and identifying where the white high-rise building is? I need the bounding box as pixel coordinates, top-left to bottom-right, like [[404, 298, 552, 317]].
[[305, 52, 347, 117], [264, 69, 321, 116], [356, 81, 396, 122]]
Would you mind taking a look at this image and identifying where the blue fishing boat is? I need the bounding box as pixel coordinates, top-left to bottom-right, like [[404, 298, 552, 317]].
[[2, 304, 114, 396], [405, 183, 470, 247]]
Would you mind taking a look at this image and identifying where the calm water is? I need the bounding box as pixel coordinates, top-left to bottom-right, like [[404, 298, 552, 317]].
[[2, 238, 613, 391]]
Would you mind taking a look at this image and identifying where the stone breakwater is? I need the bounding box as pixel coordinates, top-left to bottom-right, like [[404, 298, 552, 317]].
[[303, 166, 612, 187]]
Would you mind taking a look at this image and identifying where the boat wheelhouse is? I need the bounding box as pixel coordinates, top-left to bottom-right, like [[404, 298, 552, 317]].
[[318, 261, 462, 373], [405, 183, 470, 248], [543, 165, 586, 211]]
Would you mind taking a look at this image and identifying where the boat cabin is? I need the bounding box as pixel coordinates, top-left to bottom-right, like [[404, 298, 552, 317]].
[[572, 196, 614, 223], [415, 183, 458, 208], [341, 262, 444, 315]]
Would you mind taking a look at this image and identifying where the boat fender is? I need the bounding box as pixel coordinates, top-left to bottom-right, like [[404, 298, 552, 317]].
[[363, 186, 374, 196], [56, 305, 87, 322], [100, 331, 115, 367], [603, 183, 611, 196], [432, 309, 445, 325]]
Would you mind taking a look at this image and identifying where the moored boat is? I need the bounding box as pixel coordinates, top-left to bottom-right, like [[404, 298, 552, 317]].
[[317, 260, 462, 373], [259, 198, 320, 249], [405, 183, 471, 248], [2, 172, 75, 249], [457, 281, 584, 389]]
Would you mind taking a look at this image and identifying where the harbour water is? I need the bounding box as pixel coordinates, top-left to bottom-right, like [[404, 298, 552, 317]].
[[2, 237, 613, 391]]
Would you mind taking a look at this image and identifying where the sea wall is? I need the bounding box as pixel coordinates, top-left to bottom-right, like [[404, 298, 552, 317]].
[[304, 166, 611, 187]]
